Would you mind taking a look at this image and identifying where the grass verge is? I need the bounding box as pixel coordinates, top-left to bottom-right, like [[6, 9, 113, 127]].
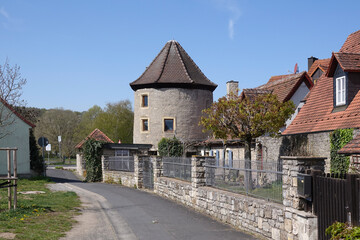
[[0, 177, 80, 240]]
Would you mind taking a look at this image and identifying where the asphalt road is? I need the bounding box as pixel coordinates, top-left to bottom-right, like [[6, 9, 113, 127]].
[[47, 169, 259, 240]]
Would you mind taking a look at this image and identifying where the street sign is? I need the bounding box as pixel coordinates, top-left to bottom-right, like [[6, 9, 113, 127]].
[[38, 137, 49, 147], [58, 136, 61, 142], [45, 144, 51, 152]]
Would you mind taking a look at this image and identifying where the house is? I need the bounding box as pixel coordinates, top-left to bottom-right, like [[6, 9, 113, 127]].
[[307, 57, 331, 84], [0, 98, 35, 177], [282, 29, 360, 172], [130, 40, 217, 150], [196, 71, 313, 165], [75, 128, 114, 149]]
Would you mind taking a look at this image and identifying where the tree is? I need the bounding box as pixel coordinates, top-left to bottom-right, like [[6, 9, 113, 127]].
[[35, 109, 81, 158], [200, 93, 295, 190], [75, 105, 103, 143], [29, 128, 44, 175], [93, 100, 133, 143], [0, 59, 27, 139]]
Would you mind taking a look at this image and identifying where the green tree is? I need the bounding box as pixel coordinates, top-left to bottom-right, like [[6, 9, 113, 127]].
[[29, 128, 44, 175], [75, 105, 103, 143], [35, 108, 81, 158], [93, 100, 133, 143], [158, 137, 183, 157], [83, 139, 104, 182], [200, 93, 295, 189]]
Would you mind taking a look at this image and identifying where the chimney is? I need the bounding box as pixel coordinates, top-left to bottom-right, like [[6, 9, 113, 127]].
[[226, 80, 239, 98], [307, 56, 318, 71]]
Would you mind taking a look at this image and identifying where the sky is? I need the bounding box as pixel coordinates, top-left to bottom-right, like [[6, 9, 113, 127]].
[[0, 0, 359, 112]]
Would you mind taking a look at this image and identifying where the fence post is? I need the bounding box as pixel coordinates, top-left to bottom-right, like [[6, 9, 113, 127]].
[[346, 174, 359, 226], [191, 156, 206, 189], [152, 156, 163, 191], [134, 155, 144, 188]]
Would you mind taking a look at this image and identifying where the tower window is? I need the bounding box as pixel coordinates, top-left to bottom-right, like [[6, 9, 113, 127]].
[[141, 94, 148, 107], [164, 118, 174, 132], [142, 119, 149, 131]]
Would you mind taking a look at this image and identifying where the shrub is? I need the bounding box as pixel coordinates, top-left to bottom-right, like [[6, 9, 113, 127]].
[[330, 129, 353, 174], [158, 137, 183, 157], [326, 222, 360, 239], [83, 139, 104, 182], [29, 129, 44, 175]]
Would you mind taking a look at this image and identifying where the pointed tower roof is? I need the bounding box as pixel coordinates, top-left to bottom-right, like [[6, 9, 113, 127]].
[[130, 40, 217, 92]]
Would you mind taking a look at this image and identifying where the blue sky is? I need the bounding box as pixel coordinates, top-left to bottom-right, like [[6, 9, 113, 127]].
[[0, 0, 359, 112]]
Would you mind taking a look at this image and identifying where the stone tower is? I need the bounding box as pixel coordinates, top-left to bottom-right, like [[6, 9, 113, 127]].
[[130, 40, 217, 149]]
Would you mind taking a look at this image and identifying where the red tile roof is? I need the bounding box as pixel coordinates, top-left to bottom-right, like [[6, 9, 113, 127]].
[[267, 74, 292, 83], [75, 128, 114, 149], [239, 88, 272, 101], [130, 40, 217, 92], [338, 133, 360, 154], [340, 30, 360, 53], [308, 58, 331, 77], [327, 53, 360, 76], [283, 74, 360, 135], [0, 97, 35, 128], [257, 71, 313, 102]]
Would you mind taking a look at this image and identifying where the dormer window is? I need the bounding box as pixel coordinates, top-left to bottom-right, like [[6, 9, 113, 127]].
[[336, 76, 346, 106]]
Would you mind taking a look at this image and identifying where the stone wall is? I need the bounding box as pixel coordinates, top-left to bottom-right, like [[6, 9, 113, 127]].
[[153, 156, 320, 240], [76, 153, 85, 177], [102, 170, 135, 187]]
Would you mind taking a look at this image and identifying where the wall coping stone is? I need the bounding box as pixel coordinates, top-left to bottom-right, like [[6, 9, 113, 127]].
[[280, 156, 327, 161], [285, 207, 317, 218]]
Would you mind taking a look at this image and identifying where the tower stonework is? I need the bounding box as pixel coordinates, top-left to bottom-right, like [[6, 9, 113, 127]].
[[130, 40, 217, 149]]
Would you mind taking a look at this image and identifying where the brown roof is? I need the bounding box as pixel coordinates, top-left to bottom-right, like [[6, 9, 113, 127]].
[[327, 52, 360, 76], [257, 71, 313, 102], [240, 88, 272, 101], [267, 74, 292, 83], [75, 128, 114, 149], [338, 133, 360, 155], [340, 30, 360, 53], [283, 74, 360, 135], [130, 40, 217, 92], [0, 97, 35, 128], [308, 58, 331, 77]]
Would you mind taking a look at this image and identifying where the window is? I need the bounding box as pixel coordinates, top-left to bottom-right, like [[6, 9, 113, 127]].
[[336, 76, 346, 106], [142, 119, 148, 131], [115, 150, 129, 156], [164, 118, 174, 132], [141, 94, 148, 107]]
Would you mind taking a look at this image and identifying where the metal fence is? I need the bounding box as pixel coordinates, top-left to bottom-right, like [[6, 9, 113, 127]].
[[163, 157, 192, 182], [205, 158, 283, 203], [103, 156, 134, 172]]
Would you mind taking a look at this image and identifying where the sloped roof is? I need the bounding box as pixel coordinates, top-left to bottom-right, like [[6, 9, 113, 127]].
[[338, 133, 360, 155], [0, 97, 35, 128], [340, 30, 360, 53], [257, 71, 313, 102], [283, 74, 360, 135], [240, 88, 272, 101], [327, 52, 360, 76], [130, 40, 217, 92], [75, 128, 114, 149], [267, 74, 292, 83], [308, 58, 331, 77]]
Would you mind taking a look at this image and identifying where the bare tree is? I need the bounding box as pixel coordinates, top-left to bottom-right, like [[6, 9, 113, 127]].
[[0, 58, 27, 139]]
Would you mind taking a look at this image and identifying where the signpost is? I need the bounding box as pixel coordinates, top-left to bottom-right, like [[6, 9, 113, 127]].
[[45, 144, 51, 164], [58, 136, 62, 162]]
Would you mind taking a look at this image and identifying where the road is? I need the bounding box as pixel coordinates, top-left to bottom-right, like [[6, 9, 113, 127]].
[[47, 169, 259, 240]]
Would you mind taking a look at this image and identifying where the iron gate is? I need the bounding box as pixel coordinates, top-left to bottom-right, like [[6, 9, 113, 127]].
[[143, 158, 154, 189], [313, 173, 360, 240]]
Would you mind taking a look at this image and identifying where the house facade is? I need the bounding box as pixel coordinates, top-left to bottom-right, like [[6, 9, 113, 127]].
[[130, 40, 217, 150], [0, 99, 35, 176]]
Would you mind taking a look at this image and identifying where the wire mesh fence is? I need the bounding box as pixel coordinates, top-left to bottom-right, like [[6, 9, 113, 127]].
[[205, 158, 283, 203], [103, 156, 134, 172], [163, 157, 192, 182]]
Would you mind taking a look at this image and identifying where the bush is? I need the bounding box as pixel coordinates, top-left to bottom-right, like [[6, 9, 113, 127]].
[[83, 139, 104, 182], [29, 129, 44, 175], [330, 129, 353, 174], [158, 137, 183, 157], [326, 222, 360, 239]]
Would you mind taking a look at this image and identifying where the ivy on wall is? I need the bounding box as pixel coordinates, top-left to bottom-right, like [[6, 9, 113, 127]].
[[158, 137, 183, 157], [330, 128, 353, 174], [83, 139, 104, 182]]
